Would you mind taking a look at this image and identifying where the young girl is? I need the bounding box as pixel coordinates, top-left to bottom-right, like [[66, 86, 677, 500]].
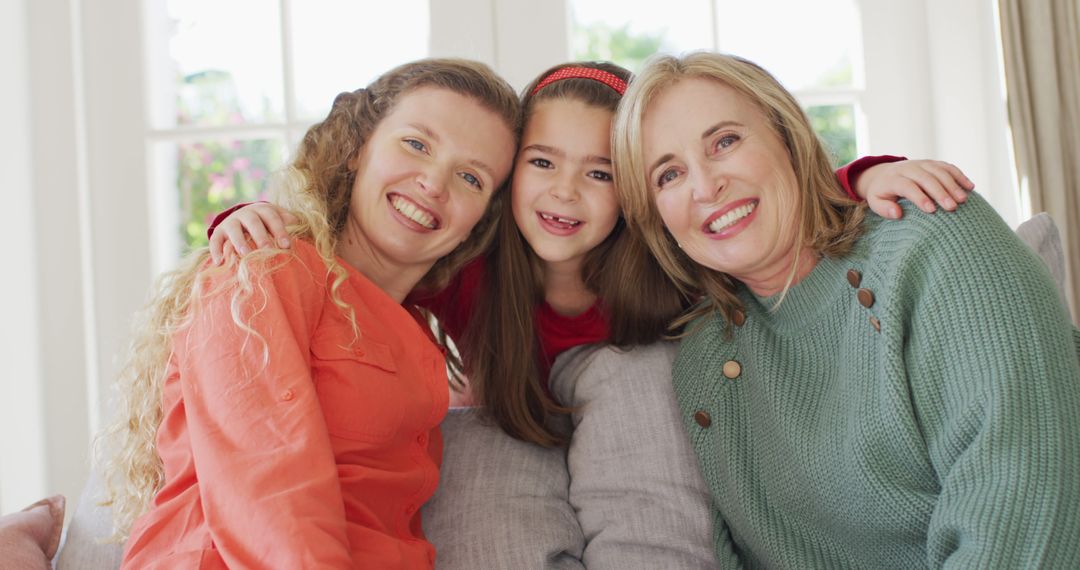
[[209, 61, 974, 447], [102, 58, 520, 569]]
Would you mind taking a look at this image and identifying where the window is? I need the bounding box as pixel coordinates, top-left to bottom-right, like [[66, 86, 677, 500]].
[[143, 0, 430, 267], [572, 0, 713, 71], [571, 0, 865, 166]]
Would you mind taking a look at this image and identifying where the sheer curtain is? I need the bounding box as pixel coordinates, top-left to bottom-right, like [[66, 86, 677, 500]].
[[998, 0, 1080, 320]]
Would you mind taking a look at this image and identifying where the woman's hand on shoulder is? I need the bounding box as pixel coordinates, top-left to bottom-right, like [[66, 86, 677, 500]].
[[210, 203, 300, 265], [857, 159, 975, 220]]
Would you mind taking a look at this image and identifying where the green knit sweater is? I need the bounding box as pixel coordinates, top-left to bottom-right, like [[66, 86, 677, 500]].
[[673, 194, 1080, 569]]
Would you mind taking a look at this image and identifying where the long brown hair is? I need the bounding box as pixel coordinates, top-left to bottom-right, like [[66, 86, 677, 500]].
[[462, 61, 692, 447], [612, 52, 865, 330], [99, 58, 520, 540]]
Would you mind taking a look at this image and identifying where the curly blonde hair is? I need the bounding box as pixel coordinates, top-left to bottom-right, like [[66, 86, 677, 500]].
[[612, 52, 865, 330], [98, 58, 520, 540]]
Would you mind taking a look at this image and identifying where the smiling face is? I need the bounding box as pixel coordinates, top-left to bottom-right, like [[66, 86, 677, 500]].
[[641, 77, 804, 291], [511, 98, 621, 271], [343, 86, 516, 293]]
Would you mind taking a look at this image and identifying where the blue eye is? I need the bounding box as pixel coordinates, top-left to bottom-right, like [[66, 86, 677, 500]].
[[405, 139, 427, 152], [588, 170, 613, 182], [657, 168, 679, 188], [715, 134, 740, 151], [529, 158, 553, 169], [460, 172, 482, 189]]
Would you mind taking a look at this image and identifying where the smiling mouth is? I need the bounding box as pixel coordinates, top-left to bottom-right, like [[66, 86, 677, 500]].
[[390, 194, 439, 229], [706, 200, 757, 233], [538, 211, 582, 228]]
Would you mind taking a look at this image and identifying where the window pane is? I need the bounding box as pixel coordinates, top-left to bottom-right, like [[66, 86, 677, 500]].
[[290, 0, 430, 120], [714, 0, 861, 90], [145, 0, 285, 128], [571, 0, 713, 72], [152, 137, 287, 257], [806, 104, 857, 167]]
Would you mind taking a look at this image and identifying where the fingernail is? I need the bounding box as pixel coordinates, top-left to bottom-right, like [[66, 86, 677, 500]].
[[240, 245, 251, 255], [278, 237, 291, 248], [924, 202, 935, 212], [944, 198, 956, 209]]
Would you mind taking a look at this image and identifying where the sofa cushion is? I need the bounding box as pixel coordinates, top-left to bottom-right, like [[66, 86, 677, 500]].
[[552, 343, 717, 569], [0, 495, 66, 570], [1015, 212, 1070, 312], [54, 471, 124, 570], [57, 343, 714, 569], [422, 407, 585, 569]]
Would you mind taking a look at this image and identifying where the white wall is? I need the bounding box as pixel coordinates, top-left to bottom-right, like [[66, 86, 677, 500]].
[[924, 0, 1017, 226], [430, 0, 570, 91], [0, 0, 92, 516], [0, 0, 47, 515], [860, 0, 1017, 226], [860, 0, 936, 159], [79, 0, 150, 430]]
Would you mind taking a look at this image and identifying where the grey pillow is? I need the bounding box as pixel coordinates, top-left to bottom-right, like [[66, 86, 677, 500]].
[[55, 471, 123, 570], [552, 343, 717, 569], [1015, 212, 1070, 313], [422, 407, 585, 569]]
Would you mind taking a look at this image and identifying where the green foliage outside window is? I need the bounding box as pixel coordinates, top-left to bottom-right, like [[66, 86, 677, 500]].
[[174, 70, 284, 253], [574, 22, 663, 72], [807, 63, 857, 166], [807, 105, 856, 167], [177, 139, 282, 252]]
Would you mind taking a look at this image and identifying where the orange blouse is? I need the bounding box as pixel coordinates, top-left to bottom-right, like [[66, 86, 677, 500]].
[[121, 240, 448, 569]]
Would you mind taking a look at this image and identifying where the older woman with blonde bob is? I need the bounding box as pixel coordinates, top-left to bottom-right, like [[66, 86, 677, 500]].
[[613, 51, 1080, 568]]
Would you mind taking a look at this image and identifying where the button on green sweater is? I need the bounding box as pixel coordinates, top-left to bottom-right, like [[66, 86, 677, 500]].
[[673, 194, 1080, 569]]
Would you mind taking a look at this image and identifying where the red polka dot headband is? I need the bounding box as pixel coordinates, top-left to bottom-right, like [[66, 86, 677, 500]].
[[531, 67, 628, 96]]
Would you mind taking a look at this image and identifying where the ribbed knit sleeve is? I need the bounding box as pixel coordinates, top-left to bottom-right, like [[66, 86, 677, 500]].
[[712, 512, 743, 569], [888, 196, 1080, 567]]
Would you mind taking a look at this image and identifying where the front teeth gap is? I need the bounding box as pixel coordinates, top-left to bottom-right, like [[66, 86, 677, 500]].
[[541, 213, 580, 226]]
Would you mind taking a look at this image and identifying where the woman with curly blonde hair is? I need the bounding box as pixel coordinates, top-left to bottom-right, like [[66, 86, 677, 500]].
[[100, 58, 519, 569]]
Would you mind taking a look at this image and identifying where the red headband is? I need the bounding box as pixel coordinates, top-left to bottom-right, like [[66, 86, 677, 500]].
[[531, 67, 628, 96]]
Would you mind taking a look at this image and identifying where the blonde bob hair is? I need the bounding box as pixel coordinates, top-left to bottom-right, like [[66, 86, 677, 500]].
[[612, 51, 865, 329], [99, 58, 520, 540]]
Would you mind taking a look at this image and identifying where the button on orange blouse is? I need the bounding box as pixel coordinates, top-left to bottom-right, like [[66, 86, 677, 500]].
[[121, 240, 448, 569]]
